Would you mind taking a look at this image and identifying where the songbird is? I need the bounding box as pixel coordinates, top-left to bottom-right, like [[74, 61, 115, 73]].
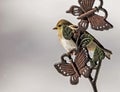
[[53, 19, 112, 67]]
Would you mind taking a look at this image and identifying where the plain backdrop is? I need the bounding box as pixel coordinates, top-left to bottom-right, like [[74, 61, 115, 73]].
[[0, 0, 120, 92]]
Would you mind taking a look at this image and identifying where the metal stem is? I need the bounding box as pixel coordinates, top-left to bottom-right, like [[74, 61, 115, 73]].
[[89, 59, 102, 92]]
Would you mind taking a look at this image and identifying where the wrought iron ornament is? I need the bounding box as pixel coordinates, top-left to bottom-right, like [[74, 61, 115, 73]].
[[66, 0, 113, 31], [53, 0, 113, 92], [55, 48, 91, 85]]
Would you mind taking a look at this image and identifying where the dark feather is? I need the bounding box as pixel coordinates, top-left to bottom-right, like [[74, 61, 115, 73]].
[[85, 31, 105, 49], [63, 25, 74, 40]]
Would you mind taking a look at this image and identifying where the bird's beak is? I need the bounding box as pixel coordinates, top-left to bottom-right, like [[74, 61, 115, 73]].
[[53, 27, 57, 30]]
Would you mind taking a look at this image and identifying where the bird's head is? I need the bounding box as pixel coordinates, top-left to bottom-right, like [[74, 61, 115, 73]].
[[53, 19, 72, 31]]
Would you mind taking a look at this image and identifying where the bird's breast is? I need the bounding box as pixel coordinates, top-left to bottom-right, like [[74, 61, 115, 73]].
[[60, 37, 77, 52]]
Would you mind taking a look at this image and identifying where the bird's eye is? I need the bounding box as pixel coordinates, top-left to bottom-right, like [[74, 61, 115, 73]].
[[58, 25, 61, 27]]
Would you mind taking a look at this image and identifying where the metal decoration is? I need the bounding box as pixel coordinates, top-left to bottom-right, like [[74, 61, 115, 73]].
[[54, 48, 91, 85], [54, 0, 113, 92], [66, 0, 113, 31]]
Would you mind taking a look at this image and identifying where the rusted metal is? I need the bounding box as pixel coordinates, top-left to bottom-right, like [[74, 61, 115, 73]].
[[66, 0, 113, 31], [54, 48, 91, 85]]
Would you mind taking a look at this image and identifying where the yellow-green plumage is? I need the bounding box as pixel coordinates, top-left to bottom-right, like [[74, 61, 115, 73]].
[[53, 19, 112, 62], [53, 19, 77, 52]]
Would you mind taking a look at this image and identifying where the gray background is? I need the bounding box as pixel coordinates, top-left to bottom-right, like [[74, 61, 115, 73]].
[[0, 0, 119, 92]]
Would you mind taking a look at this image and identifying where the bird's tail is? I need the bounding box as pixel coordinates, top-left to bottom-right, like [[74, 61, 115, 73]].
[[103, 48, 112, 59]]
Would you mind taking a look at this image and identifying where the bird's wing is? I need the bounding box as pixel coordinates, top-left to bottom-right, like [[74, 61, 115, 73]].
[[65, 24, 105, 50], [68, 25, 79, 42], [62, 25, 73, 40], [85, 31, 105, 49], [62, 25, 77, 42], [77, 30, 94, 48], [69, 25, 78, 30]]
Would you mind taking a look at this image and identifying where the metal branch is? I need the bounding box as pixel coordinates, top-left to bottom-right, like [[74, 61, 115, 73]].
[[89, 76, 98, 92], [89, 60, 102, 92], [93, 60, 102, 84]]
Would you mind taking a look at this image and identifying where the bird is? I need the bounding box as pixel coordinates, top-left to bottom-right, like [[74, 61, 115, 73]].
[[53, 19, 77, 52], [53, 19, 112, 67]]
